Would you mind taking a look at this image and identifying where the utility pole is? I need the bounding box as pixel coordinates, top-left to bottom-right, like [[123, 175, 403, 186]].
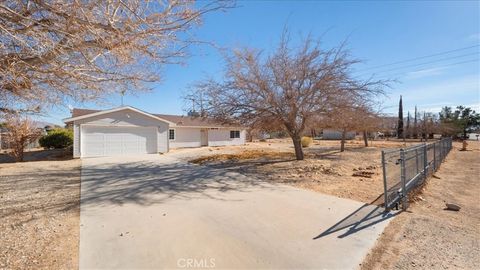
[[120, 90, 126, 106]]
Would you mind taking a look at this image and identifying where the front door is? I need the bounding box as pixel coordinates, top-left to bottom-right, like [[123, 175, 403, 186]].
[[200, 129, 208, 146]]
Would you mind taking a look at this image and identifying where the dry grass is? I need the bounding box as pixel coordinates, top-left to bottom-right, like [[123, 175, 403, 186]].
[[190, 149, 295, 165]]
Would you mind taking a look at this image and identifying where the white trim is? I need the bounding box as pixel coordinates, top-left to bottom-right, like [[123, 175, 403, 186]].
[[63, 106, 176, 125], [80, 123, 161, 127], [175, 125, 246, 129]]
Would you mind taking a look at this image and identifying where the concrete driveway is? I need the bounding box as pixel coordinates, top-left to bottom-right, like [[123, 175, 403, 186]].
[[80, 154, 394, 269]]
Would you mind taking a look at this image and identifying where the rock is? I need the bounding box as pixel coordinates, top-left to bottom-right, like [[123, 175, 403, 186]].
[[445, 203, 461, 211]]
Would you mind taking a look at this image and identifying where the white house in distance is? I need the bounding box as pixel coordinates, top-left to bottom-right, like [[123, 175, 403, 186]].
[[63, 106, 246, 158]]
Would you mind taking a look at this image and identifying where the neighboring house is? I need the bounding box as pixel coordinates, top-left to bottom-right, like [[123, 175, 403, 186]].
[[63, 106, 246, 158], [322, 129, 356, 140]]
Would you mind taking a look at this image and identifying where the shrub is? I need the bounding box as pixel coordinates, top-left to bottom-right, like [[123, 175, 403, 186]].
[[301, 136, 312, 148], [39, 128, 73, 149]]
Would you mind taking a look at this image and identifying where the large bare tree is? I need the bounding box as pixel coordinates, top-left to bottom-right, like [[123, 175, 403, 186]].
[[188, 33, 385, 160], [0, 0, 230, 112]]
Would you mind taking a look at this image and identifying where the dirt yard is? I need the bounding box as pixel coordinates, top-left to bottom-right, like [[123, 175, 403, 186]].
[[0, 159, 81, 270], [188, 138, 416, 204], [361, 140, 480, 269], [1, 138, 476, 269], [188, 138, 480, 269]]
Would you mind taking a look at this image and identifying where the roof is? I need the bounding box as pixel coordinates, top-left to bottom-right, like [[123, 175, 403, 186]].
[[67, 107, 242, 128]]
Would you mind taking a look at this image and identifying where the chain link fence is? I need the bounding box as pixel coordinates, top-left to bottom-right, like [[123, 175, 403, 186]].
[[382, 138, 452, 211]]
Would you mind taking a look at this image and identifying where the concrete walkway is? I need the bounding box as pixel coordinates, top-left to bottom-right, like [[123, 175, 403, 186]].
[[79, 154, 394, 269]]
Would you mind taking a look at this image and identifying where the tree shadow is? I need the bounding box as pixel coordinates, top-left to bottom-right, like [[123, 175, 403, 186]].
[[0, 148, 72, 163], [79, 159, 273, 208], [0, 166, 81, 220]]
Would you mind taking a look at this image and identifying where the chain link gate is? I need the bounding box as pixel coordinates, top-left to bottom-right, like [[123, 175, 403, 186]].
[[381, 138, 452, 211]]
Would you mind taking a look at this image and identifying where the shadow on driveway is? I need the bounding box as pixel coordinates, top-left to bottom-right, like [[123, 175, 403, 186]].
[[80, 158, 273, 208], [313, 203, 399, 239]]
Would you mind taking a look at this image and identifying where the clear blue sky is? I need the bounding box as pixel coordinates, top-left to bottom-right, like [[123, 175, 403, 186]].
[[42, 0, 480, 125]]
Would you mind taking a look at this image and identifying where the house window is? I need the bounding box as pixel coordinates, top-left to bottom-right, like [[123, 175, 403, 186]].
[[230, 130, 240, 139], [169, 129, 175, 140]]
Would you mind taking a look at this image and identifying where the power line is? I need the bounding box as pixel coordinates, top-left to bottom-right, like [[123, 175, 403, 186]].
[[375, 58, 479, 80], [359, 44, 479, 71], [356, 52, 479, 77]]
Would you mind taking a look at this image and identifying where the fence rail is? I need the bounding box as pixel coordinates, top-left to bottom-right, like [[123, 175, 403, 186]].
[[382, 137, 452, 211]]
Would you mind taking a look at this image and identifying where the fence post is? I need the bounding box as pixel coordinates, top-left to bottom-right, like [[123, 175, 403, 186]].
[[423, 143, 428, 180], [433, 142, 437, 171], [400, 148, 408, 210], [415, 147, 419, 175], [440, 139, 444, 160], [381, 151, 389, 211]]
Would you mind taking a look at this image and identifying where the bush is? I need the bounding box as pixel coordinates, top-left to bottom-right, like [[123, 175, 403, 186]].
[[39, 128, 73, 149], [301, 136, 312, 148]]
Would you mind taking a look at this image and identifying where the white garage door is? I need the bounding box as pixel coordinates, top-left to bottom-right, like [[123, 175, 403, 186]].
[[82, 126, 157, 157]]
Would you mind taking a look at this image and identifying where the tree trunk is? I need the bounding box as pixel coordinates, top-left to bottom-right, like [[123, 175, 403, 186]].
[[291, 135, 304, 160], [363, 130, 368, 147], [247, 129, 253, 142], [340, 129, 346, 152]]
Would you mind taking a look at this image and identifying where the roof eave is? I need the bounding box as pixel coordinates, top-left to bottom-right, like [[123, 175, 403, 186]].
[[63, 106, 176, 125]]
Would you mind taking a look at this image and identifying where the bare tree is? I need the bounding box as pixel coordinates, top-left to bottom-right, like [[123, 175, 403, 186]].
[[0, 0, 230, 112], [324, 103, 379, 151], [188, 33, 385, 160], [2, 114, 42, 162], [359, 108, 382, 147]]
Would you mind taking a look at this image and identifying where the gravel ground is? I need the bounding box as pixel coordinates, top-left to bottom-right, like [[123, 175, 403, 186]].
[[360, 141, 480, 269], [0, 159, 81, 270]]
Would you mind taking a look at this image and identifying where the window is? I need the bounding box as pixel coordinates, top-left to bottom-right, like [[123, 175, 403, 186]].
[[230, 130, 240, 139], [169, 129, 175, 140]]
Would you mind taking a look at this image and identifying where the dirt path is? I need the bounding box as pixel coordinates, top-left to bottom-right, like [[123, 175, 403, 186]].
[[0, 159, 81, 270], [361, 141, 480, 269]]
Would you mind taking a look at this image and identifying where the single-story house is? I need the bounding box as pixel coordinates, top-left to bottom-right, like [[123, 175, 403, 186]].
[[63, 106, 246, 158], [322, 129, 356, 140]]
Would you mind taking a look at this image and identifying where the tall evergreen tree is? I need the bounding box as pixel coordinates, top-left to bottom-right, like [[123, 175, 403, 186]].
[[406, 111, 411, 138], [397, 95, 404, 139], [414, 106, 418, 139]]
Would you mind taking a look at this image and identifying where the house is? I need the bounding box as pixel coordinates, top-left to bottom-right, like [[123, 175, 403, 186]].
[[63, 106, 246, 158], [322, 129, 356, 140]]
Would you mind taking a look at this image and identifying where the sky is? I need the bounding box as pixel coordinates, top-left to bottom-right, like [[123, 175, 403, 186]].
[[41, 0, 480, 125]]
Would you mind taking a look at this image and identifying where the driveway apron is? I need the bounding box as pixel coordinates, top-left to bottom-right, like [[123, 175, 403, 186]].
[[79, 154, 394, 269]]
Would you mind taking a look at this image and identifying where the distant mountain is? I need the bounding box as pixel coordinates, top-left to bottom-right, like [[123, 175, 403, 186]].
[[32, 121, 61, 129]]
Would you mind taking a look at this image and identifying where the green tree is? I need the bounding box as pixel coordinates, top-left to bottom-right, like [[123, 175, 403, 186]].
[[397, 95, 404, 139], [439, 106, 480, 138], [455, 106, 480, 139]]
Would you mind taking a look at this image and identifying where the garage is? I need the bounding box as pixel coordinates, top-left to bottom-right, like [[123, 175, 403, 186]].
[[81, 126, 157, 157]]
